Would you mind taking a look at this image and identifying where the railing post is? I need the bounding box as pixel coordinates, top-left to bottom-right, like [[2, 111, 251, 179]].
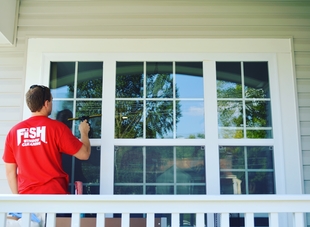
[[46, 213, 56, 227], [220, 213, 229, 227], [269, 212, 279, 227], [244, 213, 254, 227], [121, 213, 130, 227], [96, 213, 105, 227], [171, 213, 179, 227], [293, 212, 304, 227], [146, 213, 155, 227]]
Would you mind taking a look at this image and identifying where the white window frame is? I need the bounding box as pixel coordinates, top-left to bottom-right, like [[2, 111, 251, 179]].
[[24, 38, 302, 196]]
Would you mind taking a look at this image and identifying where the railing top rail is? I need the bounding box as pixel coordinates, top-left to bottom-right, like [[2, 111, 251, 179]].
[[1, 194, 310, 213]]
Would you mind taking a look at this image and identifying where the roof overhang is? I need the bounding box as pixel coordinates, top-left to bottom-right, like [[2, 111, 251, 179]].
[[0, 0, 19, 46]]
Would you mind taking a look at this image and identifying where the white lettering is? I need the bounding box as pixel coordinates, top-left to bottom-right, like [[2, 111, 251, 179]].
[[17, 126, 46, 146]]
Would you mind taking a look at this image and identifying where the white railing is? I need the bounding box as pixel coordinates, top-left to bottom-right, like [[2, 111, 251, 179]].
[[1, 194, 310, 227]]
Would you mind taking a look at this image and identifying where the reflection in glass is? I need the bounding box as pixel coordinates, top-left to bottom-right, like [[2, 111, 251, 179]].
[[218, 129, 243, 139], [246, 101, 272, 127], [146, 101, 173, 138], [244, 62, 270, 98], [74, 101, 102, 138], [176, 62, 203, 98], [220, 146, 274, 194], [115, 100, 143, 138], [50, 62, 75, 98], [51, 100, 74, 122], [77, 62, 103, 98], [216, 62, 242, 98], [116, 62, 144, 98], [146, 62, 173, 98], [114, 146, 143, 184], [176, 101, 205, 138], [218, 101, 243, 127], [62, 146, 101, 195], [247, 146, 274, 169], [114, 146, 206, 195], [248, 172, 274, 194]]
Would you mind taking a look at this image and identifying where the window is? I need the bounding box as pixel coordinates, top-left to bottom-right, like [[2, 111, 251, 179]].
[[49, 61, 103, 194]]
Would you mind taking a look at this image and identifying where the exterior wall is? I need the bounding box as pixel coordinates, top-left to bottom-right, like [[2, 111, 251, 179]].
[[0, 0, 309, 194]]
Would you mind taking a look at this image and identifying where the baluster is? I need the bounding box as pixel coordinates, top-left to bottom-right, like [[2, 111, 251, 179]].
[[268, 212, 279, 227], [96, 213, 105, 227], [121, 213, 130, 227], [220, 213, 229, 227], [20, 212, 31, 227], [146, 213, 155, 227], [196, 213, 204, 227], [293, 212, 304, 226], [171, 213, 179, 227], [71, 213, 81, 227], [46, 213, 56, 227], [244, 213, 254, 227]]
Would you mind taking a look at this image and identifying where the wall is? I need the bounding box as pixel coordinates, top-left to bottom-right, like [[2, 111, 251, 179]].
[[0, 0, 309, 194]]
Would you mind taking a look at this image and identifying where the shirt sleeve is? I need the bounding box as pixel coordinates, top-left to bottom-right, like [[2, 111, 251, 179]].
[[57, 124, 83, 156]]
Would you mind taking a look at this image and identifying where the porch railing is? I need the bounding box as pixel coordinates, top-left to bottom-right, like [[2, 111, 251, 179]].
[[1, 194, 310, 227]]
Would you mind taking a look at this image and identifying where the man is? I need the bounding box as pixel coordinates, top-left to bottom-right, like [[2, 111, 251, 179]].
[[2, 85, 91, 194]]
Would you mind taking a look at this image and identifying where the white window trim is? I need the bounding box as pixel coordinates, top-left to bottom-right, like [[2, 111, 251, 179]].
[[24, 38, 302, 195]]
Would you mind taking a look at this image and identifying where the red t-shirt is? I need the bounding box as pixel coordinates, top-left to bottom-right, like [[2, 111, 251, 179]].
[[2, 116, 83, 194]]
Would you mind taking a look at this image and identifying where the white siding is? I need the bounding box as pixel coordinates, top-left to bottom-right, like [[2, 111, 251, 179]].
[[0, 0, 309, 195]]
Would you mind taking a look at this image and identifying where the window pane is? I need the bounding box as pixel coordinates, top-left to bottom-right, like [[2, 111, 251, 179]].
[[74, 100, 102, 138], [146, 101, 173, 138], [116, 62, 144, 98], [51, 101, 74, 125], [216, 62, 242, 98], [176, 101, 205, 139], [244, 62, 270, 98], [176, 62, 203, 98], [62, 146, 101, 195], [146, 62, 173, 98], [146, 146, 173, 183], [50, 62, 75, 98], [77, 62, 103, 98], [247, 146, 274, 169], [220, 146, 275, 195], [114, 146, 143, 183], [248, 172, 275, 194], [115, 146, 206, 195], [218, 100, 243, 127], [115, 100, 143, 138]]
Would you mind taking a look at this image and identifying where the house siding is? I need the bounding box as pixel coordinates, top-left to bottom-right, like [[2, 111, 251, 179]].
[[0, 0, 309, 195]]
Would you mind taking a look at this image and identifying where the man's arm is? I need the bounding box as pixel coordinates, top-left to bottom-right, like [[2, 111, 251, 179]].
[[5, 163, 18, 194], [73, 120, 91, 160]]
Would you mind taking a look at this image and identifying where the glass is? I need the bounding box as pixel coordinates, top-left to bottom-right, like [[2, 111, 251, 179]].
[[77, 62, 103, 98], [247, 146, 274, 169], [216, 62, 242, 98], [176, 100, 205, 138], [115, 100, 143, 138], [176, 62, 203, 98], [51, 100, 74, 125], [218, 100, 243, 127], [116, 62, 144, 98], [115, 146, 206, 195], [220, 146, 275, 195], [146, 62, 173, 98], [146, 101, 173, 138], [50, 62, 75, 98], [63, 146, 101, 194], [74, 101, 102, 138], [244, 62, 270, 98], [114, 146, 143, 183]]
